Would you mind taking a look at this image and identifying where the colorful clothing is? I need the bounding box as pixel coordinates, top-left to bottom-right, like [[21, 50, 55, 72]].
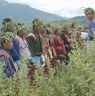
[[0, 49, 16, 78], [15, 35, 31, 59], [65, 32, 74, 50], [86, 18, 95, 48], [9, 39, 20, 62], [53, 35, 66, 61], [40, 34, 49, 53], [47, 34, 57, 67], [87, 19, 95, 40], [61, 32, 71, 53], [26, 30, 46, 65], [26, 32, 43, 56]]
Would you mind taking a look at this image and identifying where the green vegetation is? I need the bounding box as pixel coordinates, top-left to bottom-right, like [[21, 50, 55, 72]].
[[0, 40, 95, 96]]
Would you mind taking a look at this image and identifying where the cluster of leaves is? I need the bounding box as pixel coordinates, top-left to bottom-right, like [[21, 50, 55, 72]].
[[0, 32, 14, 47], [2, 21, 16, 32]]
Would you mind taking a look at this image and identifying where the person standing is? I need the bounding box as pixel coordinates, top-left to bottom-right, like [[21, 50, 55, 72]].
[[53, 28, 66, 63], [0, 33, 16, 78], [84, 8, 95, 48], [15, 23, 31, 59], [1, 18, 21, 71], [26, 18, 46, 66]]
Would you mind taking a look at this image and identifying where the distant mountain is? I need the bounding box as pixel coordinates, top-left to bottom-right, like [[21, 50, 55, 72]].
[[55, 16, 89, 25], [0, 0, 89, 25], [69, 16, 89, 25], [0, 0, 65, 23]]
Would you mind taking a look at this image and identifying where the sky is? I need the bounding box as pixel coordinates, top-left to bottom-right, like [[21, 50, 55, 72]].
[[4, 0, 95, 18]]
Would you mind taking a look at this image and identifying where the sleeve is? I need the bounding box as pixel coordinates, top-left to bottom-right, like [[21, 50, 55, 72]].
[[88, 23, 95, 40]]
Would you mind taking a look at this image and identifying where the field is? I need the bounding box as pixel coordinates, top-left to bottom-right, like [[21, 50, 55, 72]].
[[0, 40, 95, 96]]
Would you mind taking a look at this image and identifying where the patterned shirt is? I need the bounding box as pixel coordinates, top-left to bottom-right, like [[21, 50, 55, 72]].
[[0, 49, 16, 78], [87, 18, 95, 40]]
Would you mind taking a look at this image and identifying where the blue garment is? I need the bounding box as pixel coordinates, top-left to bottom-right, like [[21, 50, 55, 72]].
[[31, 56, 41, 64], [88, 20, 95, 40], [0, 49, 16, 78], [31, 55, 45, 65], [3, 58, 16, 78], [10, 39, 20, 61]]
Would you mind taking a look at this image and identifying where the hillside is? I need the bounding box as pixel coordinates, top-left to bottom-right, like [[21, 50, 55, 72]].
[[0, 0, 65, 23]]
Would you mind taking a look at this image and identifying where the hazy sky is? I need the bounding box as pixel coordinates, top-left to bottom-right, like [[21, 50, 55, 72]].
[[5, 0, 95, 18]]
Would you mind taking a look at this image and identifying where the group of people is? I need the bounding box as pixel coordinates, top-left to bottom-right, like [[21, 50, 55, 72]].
[[0, 7, 95, 82]]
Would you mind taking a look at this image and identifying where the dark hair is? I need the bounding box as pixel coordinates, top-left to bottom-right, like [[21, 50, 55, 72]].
[[18, 23, 24, 26], [70, 22, 76, 28], [1, 40, 6, 47], [54, 28, 60, 34], [47, 24, 51, 27], [32, 18, 39, 24], [0, 34, 7, 47], [2, 18, 12, 25], [0, 33, 13, 47]]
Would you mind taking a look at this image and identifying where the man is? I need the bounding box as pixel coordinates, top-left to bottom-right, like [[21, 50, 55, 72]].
[[85, 8, 95, 48]]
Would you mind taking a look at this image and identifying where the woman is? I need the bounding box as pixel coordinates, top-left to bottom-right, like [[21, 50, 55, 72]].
[[1, 18, 21, 70], [46, 24, 57, 67], [54, 29, 66, 62], [0, 33, 16, 78], [26, 19, 45, 66], [15, 23, 31, 59]]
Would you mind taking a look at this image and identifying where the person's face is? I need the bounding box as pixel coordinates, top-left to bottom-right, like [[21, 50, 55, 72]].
[[85, 11, 94, 21], [18, 31, 25, 37], [55, 30, 61, 36], [38, 26, 46, 35], [4, 38, 13, 50]]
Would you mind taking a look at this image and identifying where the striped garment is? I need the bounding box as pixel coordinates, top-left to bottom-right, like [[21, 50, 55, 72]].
[[0, 49, 16, 78]]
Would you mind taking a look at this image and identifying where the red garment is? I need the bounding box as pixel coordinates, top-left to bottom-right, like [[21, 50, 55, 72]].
[[65, 32, 74, 49], [25, 33, 36, 41], [64, 32, 69, 39], [54, 35, 66, 58]]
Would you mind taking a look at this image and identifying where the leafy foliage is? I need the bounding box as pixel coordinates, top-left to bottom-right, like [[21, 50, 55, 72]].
[[0, 40, 95, 96]]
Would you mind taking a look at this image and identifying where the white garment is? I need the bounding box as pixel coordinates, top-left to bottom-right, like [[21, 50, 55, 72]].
[[15, 35, 31, 59], [86, 32, 95, 48], [80, 32, 88, 40]]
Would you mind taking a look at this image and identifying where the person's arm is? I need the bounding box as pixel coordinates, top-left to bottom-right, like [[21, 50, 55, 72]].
[[88, 23, 95, 40]]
